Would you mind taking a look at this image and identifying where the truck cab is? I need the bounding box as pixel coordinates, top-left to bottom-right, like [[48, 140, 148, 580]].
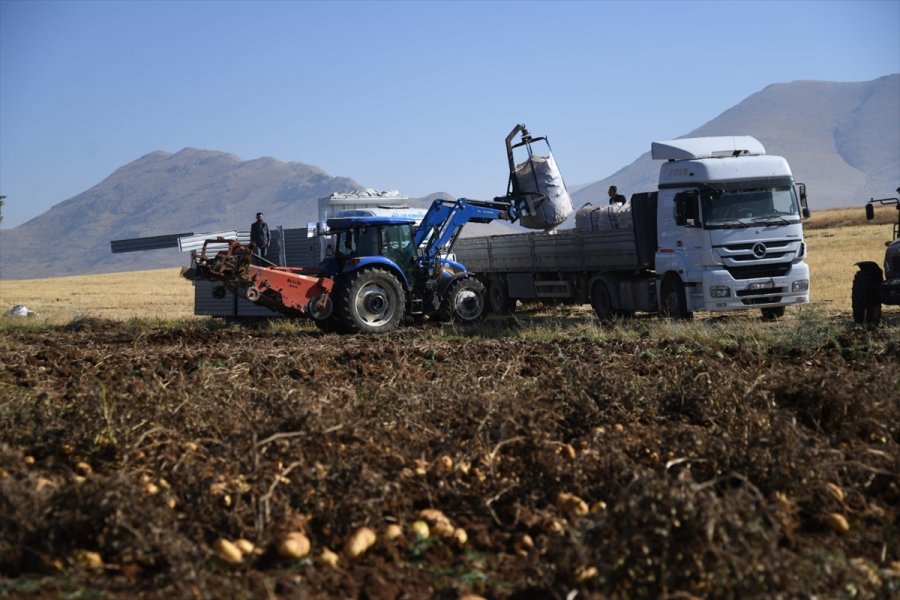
[[652, 137, 811, 319]]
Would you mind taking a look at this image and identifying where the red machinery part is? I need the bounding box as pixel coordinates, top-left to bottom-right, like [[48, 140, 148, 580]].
[[246, 265, 335, 314]]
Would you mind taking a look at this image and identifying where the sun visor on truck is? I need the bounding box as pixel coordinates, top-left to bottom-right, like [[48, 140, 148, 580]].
[[515, 153, 574, 230]]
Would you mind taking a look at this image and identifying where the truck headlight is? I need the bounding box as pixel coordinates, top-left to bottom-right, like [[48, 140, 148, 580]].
[[709, 285, 731, 298], [791, 280, 809, 292]]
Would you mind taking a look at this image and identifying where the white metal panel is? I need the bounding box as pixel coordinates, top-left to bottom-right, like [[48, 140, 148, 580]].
[[651, 136, 766, 161], [178, 231, 247, 253]]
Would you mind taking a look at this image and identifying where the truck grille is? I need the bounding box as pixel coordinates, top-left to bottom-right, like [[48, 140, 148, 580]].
[[725, 264, 791, 280], [715, 239, 799, 280]]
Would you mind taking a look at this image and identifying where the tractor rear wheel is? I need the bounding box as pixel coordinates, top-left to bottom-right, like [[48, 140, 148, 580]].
[[439, 277, 486, 323], [339, 268, 405, 334], [852, 268, 882, 327]]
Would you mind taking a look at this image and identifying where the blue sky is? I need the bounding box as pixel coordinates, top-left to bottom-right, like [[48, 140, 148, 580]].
[[1, 0, 898, 229]]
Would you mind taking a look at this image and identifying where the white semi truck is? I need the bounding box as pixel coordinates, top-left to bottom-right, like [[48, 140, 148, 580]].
[[453, 136, 811, 320]]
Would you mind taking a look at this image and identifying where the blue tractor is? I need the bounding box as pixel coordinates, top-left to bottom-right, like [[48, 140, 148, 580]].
[[184, 124, 554, 334], [313, 194, 535, 333]]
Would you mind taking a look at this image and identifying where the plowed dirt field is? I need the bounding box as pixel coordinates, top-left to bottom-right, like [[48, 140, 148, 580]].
[[1, 312, 898, 599]]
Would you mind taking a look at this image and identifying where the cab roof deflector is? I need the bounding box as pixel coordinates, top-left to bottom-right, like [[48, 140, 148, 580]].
[[651, 136, 766, 161]]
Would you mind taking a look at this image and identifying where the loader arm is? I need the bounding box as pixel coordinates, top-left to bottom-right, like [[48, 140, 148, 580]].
[[413, 197, 534, 263]]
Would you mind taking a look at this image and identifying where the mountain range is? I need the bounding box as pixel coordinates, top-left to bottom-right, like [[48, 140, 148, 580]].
[[0, 75, 896, 279], [570, 75, 899, 213]]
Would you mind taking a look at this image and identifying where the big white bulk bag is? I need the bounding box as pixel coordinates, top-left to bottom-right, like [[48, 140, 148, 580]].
[[575, 203, 595, 231], [514, 153, 574, 230], [609, 201, 634, 229]]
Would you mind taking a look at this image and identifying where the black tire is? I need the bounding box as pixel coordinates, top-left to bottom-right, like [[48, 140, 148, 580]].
[[590, 280, 614, 322], [761, 306, 785, 321], [439, 277, 486, 323], [487, 279, 516, 315], [313, 317, 339, 333], [660, 276, 693, 321], [852, 268, 882, 327], [338, 268, 405, 334]]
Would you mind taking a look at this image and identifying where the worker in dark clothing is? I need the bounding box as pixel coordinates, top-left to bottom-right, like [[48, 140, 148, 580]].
[[608, 185, 627, 206], [251, 212, 270, 265]]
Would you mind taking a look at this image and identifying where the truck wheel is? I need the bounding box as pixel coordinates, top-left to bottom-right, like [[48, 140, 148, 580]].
[[660, 276, 693, 321], [590, 280, 614, 322], [339, 268, 405, 334], [440, 277, 485, 323], [761, 306, 785, 321], [487, 279, 516, 315], [852, 268, 882, 327]]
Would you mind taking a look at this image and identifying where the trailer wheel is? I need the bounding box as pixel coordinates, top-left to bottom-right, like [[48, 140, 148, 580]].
[[760, 306, 785, 321], [440, 277, 485, 323], [590, 280, 615, 322], [852, 267, 882, 327], [339, 268, 405, 334], [487, 279, 516, 315], [660, 275, 693, 321]]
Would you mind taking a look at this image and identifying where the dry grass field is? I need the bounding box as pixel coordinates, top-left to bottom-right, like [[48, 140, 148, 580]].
[[1, 211, 898, 598], [1, 211, 895, 322], [0, 268, 196, 323]]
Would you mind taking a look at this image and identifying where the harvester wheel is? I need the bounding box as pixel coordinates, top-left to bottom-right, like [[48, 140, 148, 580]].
[[487, 279, 516, 315], [439, 277, 486, 323], [339, 268, 405, 334], [660, 275, 693, 321], [852, 267, 882, 327]]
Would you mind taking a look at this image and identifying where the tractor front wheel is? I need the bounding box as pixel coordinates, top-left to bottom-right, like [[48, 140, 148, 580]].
[[440, 277, 486, 323], [339, 268, 405, 334]]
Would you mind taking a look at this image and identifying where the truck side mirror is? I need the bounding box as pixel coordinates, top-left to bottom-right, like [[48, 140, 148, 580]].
[[796, 183, 810, 219], [865, 203, 875, 221]]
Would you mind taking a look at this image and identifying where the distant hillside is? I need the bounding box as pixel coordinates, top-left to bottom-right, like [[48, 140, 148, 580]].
[[572, 74, 899, 215], [1, 75, 896, 279], [0, 149, 363, 278]]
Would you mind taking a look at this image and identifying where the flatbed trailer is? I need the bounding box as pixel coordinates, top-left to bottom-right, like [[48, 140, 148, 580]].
[[454, 193, 658, 310]]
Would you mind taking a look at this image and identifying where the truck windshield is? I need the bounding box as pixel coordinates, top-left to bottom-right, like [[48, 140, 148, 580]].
[[702, 182, 800, 229]]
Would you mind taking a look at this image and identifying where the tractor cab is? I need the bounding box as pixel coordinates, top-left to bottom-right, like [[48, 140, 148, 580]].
[[325, 216, 418, 278]]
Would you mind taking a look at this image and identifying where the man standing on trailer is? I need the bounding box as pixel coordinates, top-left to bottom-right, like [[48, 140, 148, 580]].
[[251, 212, 270, 265], [608, 186, 627, 206]]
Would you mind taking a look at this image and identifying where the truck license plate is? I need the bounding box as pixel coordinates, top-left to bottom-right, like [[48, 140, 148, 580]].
[[749, 281, 776, 290]]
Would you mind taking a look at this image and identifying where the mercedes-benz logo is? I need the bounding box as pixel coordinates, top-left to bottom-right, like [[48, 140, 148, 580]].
[[752, 242, 767, 258]]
